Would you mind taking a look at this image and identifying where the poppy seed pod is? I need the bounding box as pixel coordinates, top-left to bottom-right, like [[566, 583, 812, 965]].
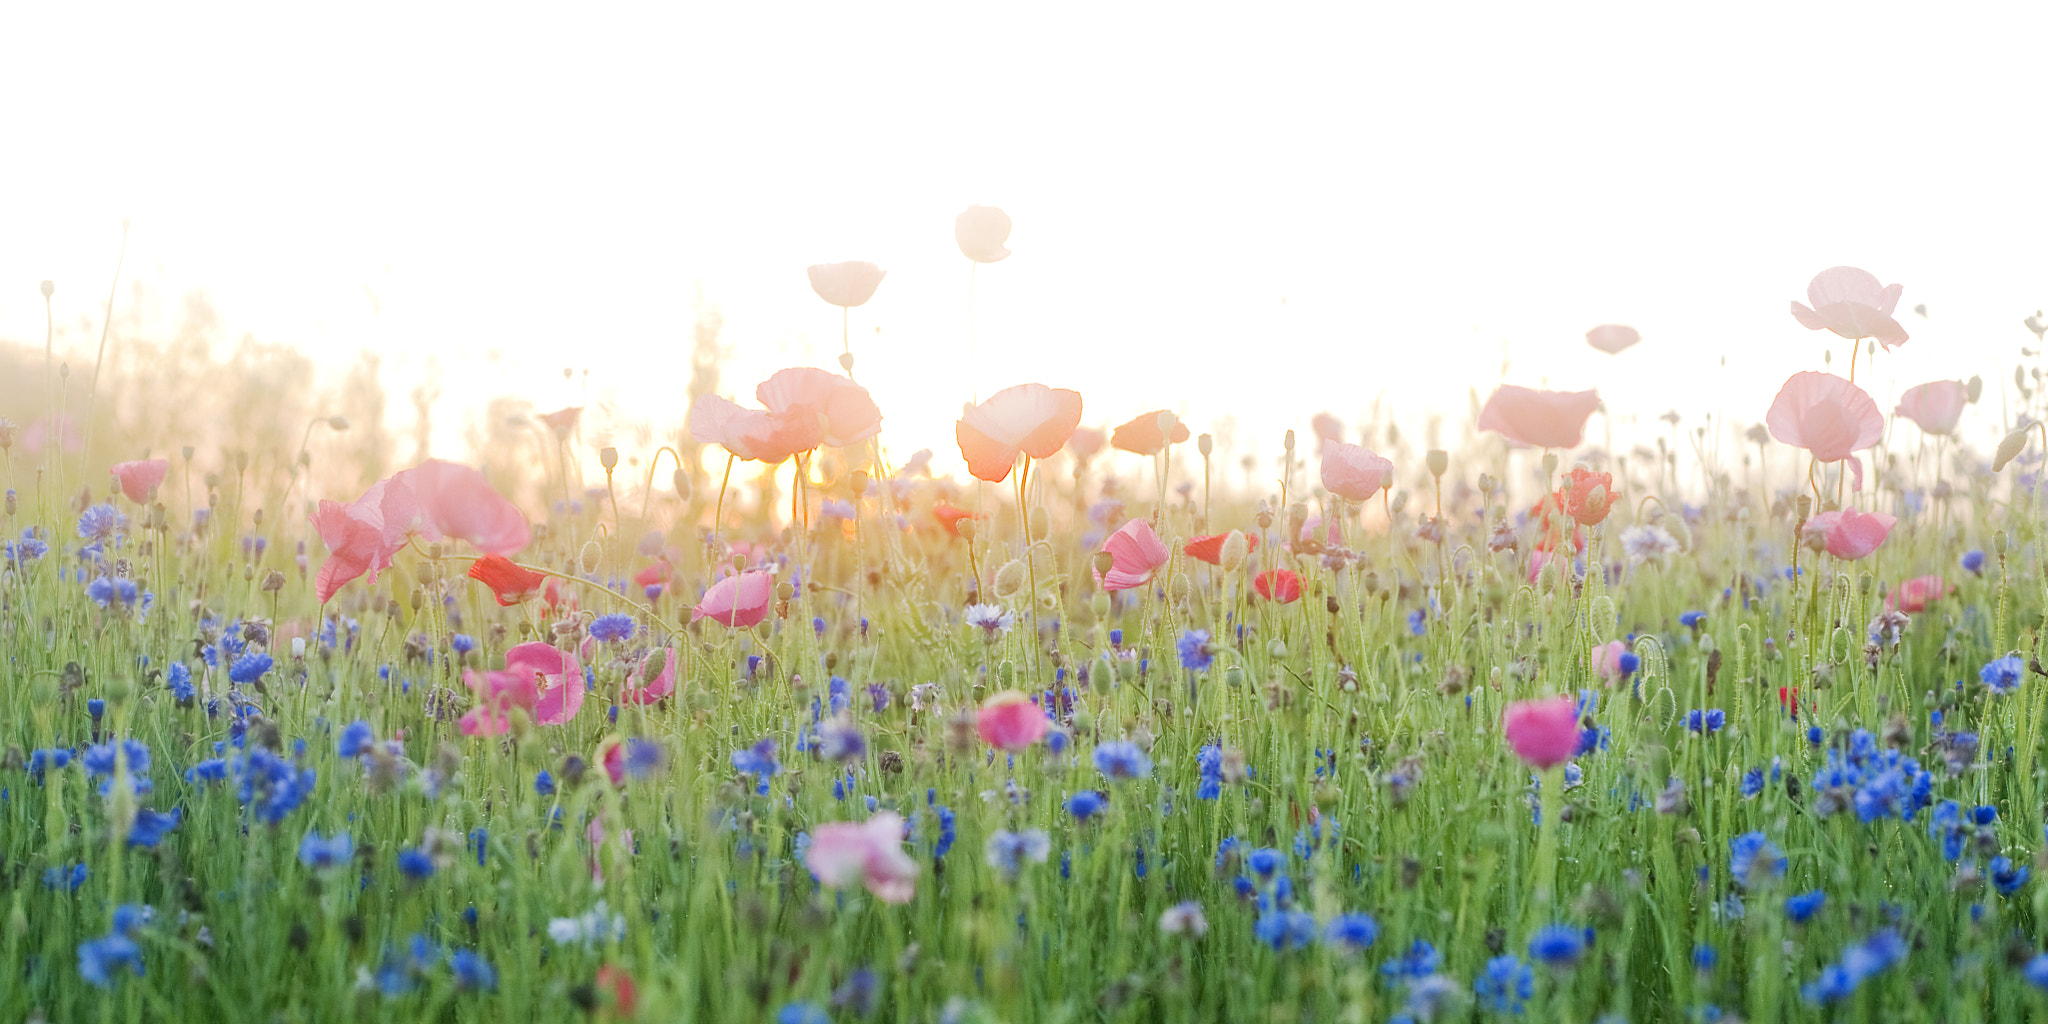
[[1091, 550, 1117, 579], [600, 448, 619, 472], [1968, 375, 1984, 403], [579, 542, 602, 574]]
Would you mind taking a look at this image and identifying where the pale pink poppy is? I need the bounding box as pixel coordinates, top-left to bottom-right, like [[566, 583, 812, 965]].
[[1503, 696, 1579, 769], [110, 459, 169, 504], [975, 691, 1049, 751], [805, 811, 918, 903], [955, 205, 1012, 263], [1110, 410, 1189, 456], [458, 665, 538, 737], [956, 383, 1085, 483], [1887, 575, 1945, 613], [1803, 509, 1895, 560], [1893, 380, 1970, 437], [1066, 426, 1107, 462], [1093, 519, 1170, 592], [1765, 371, 1883, 462], [688, 395, 819, 463], [308, 476, 421, 603], [1790, 266, 1908, 348], [539, 407, 582, 433], [1591, 639, 1628, 681], [20, 413, 80, 455], [756, 367, 883, 448], [806, 261, 887, 308], [621, 647, 678, 705], [1585, 324, 1640, 355], [398, 460, 531, 555], [1320, 440, 1393, 502], [692, 570, 775, 628], [1310, 412, 1345, 447], [1476, 386, 1600, 449]]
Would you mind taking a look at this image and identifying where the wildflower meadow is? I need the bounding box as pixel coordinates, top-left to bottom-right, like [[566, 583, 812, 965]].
[[11, 239, 2048, 1024]]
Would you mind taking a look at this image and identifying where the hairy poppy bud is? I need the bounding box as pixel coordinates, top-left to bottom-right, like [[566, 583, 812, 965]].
[[1426, 449, 1448, 477], [1219, 530, 1249, 571], [1993, 426, 2030, 472], [1198, 433, 1213, 457]]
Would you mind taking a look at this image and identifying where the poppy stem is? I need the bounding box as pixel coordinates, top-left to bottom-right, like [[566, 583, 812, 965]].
[[713, 454, 735, 550]]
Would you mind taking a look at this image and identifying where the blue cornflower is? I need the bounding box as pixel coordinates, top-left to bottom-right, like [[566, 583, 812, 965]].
[[1686, 708, 1726, 733], [1247, 847, 1284, 879], [166, 662, 194, 702], [1741, 768, 1765, 798], [1092, 741, 1153, 782], [1961, 549, 1985, 576], [1528, 924, 1586, 968], [1177, 630, 1213, 672], [1474, 955, 1534, 1013], [337, 720, 375, 758], [228, 652, 274, 685], [77, 503, 124, 542], [2025, 954, 2048, 990], [622, 738, 664, 779], [236, 747, 317, 824], [1197, 742, 1225, 800], [1981, 656, 2025, 695], [1617, 651, 1641, 677], [866, 683, 890, 713], [1407, 608, 1427, 636], [1254, 908, 1317, 950], [450, 948, 497, 991], [77, 934, 143, 987], [45, 862, 88, 891], [1694, 944, 1719, 971], [28, 748, 73, 784], [299, 831, 356, 870], [128, 807, 180, 848], [534, 770, 556, 796], [1382, 939, 1441, 981], [832, 966, 879, 1015], [776, 1003, 831, 1024], [1786, 890, 1826, 924], [589, 614, 635, 643], [87, 698, 106, 719], [450, 634, 477, 656], [6, 528, 48, 563], [983, 829, 1051, 876], [1066, 790, 1107, 822], [397, 847, 435, 880], [1323, 913, 1380, 954], [1108, 628, 1124, 647], [1992, 857, 2030, 896], [1729, 831, 1786, 888], [1679, 610, 1706, 629], [83, 738, 151, 778]]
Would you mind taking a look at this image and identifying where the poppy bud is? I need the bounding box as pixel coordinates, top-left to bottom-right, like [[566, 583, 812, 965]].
[[673, 469, 691, 501], [1219, 530, 1249, 571], [1967, 375, 1984, 403], [1390, 491, 1409, 515], [776, 582, 796, 602], [1795, 495, 1812, 520], [579, 542, 602, 574], [1223, 666, 1245, 689], [1995, 530, 2009, 556], [328, 416, 351, 431], [1539, 452, 1558, 479], [1090, 593, 1110, 618], [1993, 426, 2030, 472], [956, 520, 977, 542], [1169, 571, 1190, 606], [1426, 449, 1448, 478], [1284, 430, 1296, 453], [849, 470, 868, 496], [992, 559, 1028, 601], [837, 352, 855, 372], [600, 448, 619, 472], [1028, 506, 1049, 539], [1198, 434, 1213, 457], [1267, 639, 1288, 659], [39, 280, 53, 299]]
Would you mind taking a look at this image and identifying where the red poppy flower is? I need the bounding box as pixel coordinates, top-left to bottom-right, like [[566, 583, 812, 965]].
[[632, 560, 672, 588], [468, 554, 546, 606], [1253, 569, 1302, 604], [596, 964, 638, 1017], [933, 502, 982, 537], [1557, 467, 1615, 527], [1778, 686, 1801, 720], [1183, 532, 1260, 565]]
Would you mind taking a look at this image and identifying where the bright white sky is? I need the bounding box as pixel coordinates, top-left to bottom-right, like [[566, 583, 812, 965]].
[[4, 4, 2045, 482]]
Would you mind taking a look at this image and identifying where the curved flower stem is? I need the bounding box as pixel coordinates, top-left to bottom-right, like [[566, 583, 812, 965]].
[[639, 446, 682, 530]]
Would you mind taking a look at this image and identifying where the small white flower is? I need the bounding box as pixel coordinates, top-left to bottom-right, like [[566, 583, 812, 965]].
[[1158, 901, 1208, 937], [963, 603, 1014, 639]]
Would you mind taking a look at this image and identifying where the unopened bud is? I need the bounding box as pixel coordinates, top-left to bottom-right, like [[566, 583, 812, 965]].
[[1426, 449, 1448, 477], [1994, 426, 2030, 472], [1539, 452, 1558, 479], [599, 447, 619, 472], [39, 280, 54, 299], [1219, 530, 1249, 571], [1028, 506, 1050, 539], [673, 469, 692, 501], [1197, 433, 1213, 457], [1967, 375, 1983, 403], [849, 470, 869, 496], [579, 541, 602, 574], [328, 416, 351, 431], [837, 352, 855, 372], [956, 520, 977, 542]]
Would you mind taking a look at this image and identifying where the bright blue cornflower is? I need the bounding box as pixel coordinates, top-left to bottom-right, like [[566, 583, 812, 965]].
[[1177, 630, 1212, 671], [337, 720, 375, 758], [1528, 925, 1586, 967], [1323, 913, 1380, 954], [1474, 955, 1534, 1013], [589, 614, 635, 643], [1729, 831, 1786, 888], [1066, 790, 1106, 822], [299, 831, 356, 870], [1981, 655, 2025, 695], [228, 652, 273, 685], [1092, 741, 1152, 781], [450, 949, 497, 991], [1254, 908, 1317, 950], [1992, 857, 2030, 895], [1786, 890, 1827, 923], [397, 847, 435, 879]]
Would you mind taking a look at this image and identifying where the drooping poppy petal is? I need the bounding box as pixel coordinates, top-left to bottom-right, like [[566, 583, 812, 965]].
[[1093, 519, 1170, 592], [1110, 410, 1190, 456], [1893, 380, 1970, 437], [1320, 441, 1393, 502], [1253, 569, 1302, 603], [1765, 371, 1883, 463], [1585, 324, 1640, 355], [109, 459, 169, 504], [806, 261, 887, 308], [956, 384, 1085, 483], [692, 570, 776, 628], [1476, 386, 1600, 449]]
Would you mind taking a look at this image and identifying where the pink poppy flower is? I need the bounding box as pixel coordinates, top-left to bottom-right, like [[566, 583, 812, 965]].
[[457, 641, 583, 734], [1297, 514, 1342, 547], [956, 383, 1085, 483], [1110, 410, 1190, 456], [1790, 266, 1908, 348], [806, 261, 887, 308], [955, 205, 1012, 263], [110, 459, 169, 504], [1311, 412, 1345, 447], [1585, 324, 1640, 355], [539, 407, 582, 433], [805, 811, 918, 904], [692, 570, 775, 628], [1093, 519, 1170, 592], [20, 413, 80, 455], [976, 691, 1049, 751], [1888, 575, 1945, 613], [308, 476, 420, 603], [1591, 639, 1628, 681], [398, 460, 532, 556], [1067, 426, 1107, 462], [1477, 386, 1600, 449], [755, 367, 883, 449], [688, 395, 819, 463], [1894, 380, 1970, 437], [1320, 440, 1393, 502], [1503, 696, 1579, 770], [621, 647, 678, 705], [458, 665, 538, 737], [1765, 371, 1883, 462], [1802, 509, 1895, 560]]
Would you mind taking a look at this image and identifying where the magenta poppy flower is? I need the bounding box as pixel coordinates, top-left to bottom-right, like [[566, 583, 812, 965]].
[[1765, 371, 1883, 462], [1802, 509, 1895, 560], [1894, 380, 1970, 437], [1790, 266, 1908, 348], [1504, 696, 1579, 770], [1093, 519, 1170, 592], [806, 261, 887, 308], [692, 570, 775, 628], [976, 691, 1049, 751], [458, 641, 583, 735], [956, 383, 1084, 483], [755, 367, 883, 449], [1320, 440, 1393, 502], [621, 648, 678, 705], [955, 205, 1012, 263], [1477, 386, 1600, 449], [805, 811, 918, 903], [109, 459, 169, 504], [1585, 324, 1640, 355]]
